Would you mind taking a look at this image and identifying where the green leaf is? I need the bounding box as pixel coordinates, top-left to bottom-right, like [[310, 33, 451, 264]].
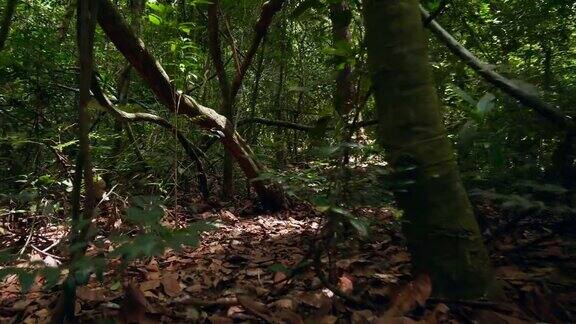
[[476, 93, 496, 116], [148, 14, 162, 25], [41, 267, 61, 289], [269, 263, 289, 273], [450, 85, 476, 107], [147, 2, 167, 13], [53, 140, 78, 151], [348, 217, 370, 238], [17, 270, 36, 293]]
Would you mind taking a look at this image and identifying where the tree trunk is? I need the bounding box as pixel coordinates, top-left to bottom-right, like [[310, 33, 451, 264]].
[[0, 0, 18, 52], [329, 0, 355, 117], [96, 0, 286, 211], [363, 0, 500, 299], [207, 1, 234, 199]]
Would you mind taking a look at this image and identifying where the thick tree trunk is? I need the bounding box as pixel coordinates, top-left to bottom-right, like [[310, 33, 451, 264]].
[[0, 0, 18, 52], [364, 0, 500, 299], [95, 0, 286, 210]]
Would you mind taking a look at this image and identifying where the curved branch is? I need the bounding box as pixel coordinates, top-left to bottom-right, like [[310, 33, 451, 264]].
[[90, 77, 210, 198], [421, 6, 575, 131], [237, 117, 378, 132], [238, 117, 314, 131], [229, 0, 285, 101]]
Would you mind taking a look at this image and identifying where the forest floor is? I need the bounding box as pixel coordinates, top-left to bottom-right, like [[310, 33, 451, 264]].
[[1, 196, 576, 323]]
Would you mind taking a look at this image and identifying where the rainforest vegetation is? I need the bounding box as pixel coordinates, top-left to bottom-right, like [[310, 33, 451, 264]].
[[1, 0, 576, 322]]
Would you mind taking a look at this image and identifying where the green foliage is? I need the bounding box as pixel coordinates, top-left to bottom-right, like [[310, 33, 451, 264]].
[[110, 196, 215, 262]]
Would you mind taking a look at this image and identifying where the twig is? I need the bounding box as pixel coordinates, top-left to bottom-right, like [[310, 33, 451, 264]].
[[175, 297, 238, 308], [18, 215, 37, 255], [30, 245, 63, 260]]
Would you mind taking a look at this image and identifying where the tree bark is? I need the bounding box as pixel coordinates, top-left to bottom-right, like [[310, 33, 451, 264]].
[[0, 0, 18, 52], [364, 0, 500, 299], [329, 0, 355, 117], [95, 0, 286, 211], [51, 1, 98, 322], [207, 0, 234, 199]]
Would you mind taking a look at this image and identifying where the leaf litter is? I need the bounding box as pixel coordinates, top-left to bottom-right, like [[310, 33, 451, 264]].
[[0, 199, 575, 323]]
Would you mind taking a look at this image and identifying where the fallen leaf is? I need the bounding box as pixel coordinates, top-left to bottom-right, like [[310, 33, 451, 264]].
[[274, 271, 287, 284], [120, 282, 149, 324], [221, 210, 238, 223], [271, 298, 294, 310], [237, 295, 276, 323], [209, 315, 233, 324], [385, 274, 432, 318], [43, 256, 59, 268], [275, 309, 304, 324], [338, 273, 354, 294], [161, 274, 182, 297], [140, 280, 160, 292], [374, 316, 423, 324], [352, 310, 374, 323], [12, 299, 31, 311], [146, 259, 159, 272], [76, 286, 107, 302]]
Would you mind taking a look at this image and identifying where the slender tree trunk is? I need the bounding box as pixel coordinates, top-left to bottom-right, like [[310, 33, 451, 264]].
[[51, 1, 98, 322], [207, 0, 234, 199], [363, 0, 500, 299], [329, 0, 355, 117], [247, 36, 266, 145], [273, 24, 287, 168], [0, 0, 18, 52]]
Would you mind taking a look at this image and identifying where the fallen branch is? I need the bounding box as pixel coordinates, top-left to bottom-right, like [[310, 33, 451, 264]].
[[421, 6, 575, 131]]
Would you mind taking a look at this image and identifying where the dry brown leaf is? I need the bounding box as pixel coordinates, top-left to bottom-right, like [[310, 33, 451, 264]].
[[338, 273, 354, 294], [221, 210, 239, 223], [146, 259, 159, 272], [12, 299, 31, 311], [351, 310, 374, 323], [275, 309, 304, 324], [120, 282, 149, 324], [77, 286, 108, 302], [237, 295, 277, 323], [385, 274, 432, 318], [208, 315, 233, 324], [314, 315, 338, 324], [374, 316, 423, 324], [274, 271, 287, 284], [271, 298, 294, 310], [161, 274, 182, 297], [139, 280, 160, 292]]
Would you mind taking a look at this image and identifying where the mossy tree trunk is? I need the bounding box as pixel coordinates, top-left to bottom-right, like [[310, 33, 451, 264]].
[[363, 0, 500, 299]]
